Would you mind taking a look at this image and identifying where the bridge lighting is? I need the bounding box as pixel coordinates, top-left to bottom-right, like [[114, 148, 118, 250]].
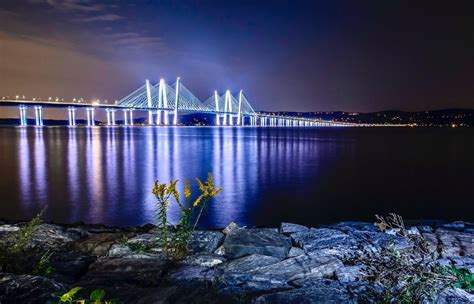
[[15, 95, 19, 100]]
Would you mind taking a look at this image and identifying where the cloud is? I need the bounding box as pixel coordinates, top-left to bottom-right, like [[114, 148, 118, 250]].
[[44, 0, 104, 12], [76, 14, 123, 22]]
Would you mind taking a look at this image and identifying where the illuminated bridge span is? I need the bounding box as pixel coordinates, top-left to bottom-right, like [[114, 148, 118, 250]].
[[1, 78, 354, 127]]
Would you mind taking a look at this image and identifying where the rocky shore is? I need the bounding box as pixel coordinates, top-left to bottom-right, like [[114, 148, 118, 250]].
[[0, 220, 473, 303]]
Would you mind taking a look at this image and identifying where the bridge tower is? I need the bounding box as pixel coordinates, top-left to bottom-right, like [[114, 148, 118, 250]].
[[173, 77, 180, 125], [146, 79, 154, 125], [68, 107, 76, 126]]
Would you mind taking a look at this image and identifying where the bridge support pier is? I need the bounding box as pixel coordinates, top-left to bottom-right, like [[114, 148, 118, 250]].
[[215, 114, 220, 126], [19, 106, 27, 126], [148, 111, 154, 125], [86, 108, 95, 126], [129, 110, 134, 126], [68, 107, 76, 126], [34, 106, 43, 126], [123, 110, 129, 126], [106, 109, 116, 126]]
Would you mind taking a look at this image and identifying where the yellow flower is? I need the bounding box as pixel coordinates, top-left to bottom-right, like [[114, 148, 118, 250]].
[[184, 179, 191, 199]]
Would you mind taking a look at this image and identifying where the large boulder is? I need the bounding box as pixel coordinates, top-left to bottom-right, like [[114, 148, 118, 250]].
[[78, 258, 169, 287], [182, 253, 226, 267], [0, 273, 69, 304], [251, 279, 355, 304], [69, 232, 135, 257], [190, 231, 225, 254], [432, 287, 474, 303], [280, 223, 309, 235], [218, 254, 283, 273], [291, 228, 359, 259], [435, 229, 473, 258], [167, 265, 221, 288], [247, 252, 343, 283], [49, 251, 97, 284], [224, 229, 292, 259]]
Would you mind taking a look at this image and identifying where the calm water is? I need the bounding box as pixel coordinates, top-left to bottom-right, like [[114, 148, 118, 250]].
[[0, 127, 473, 228]]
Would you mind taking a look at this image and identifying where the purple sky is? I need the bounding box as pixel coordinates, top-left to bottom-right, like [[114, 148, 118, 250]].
[[0, 0, 473, 113]]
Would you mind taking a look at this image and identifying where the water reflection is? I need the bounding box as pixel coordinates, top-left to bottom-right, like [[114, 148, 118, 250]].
[[7, 127, 474, 227]]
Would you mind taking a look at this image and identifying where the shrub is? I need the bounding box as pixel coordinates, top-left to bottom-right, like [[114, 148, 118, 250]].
[[365, 214, 473, 303], [152, 173, 222, 259], [0, 207, 48, 273]]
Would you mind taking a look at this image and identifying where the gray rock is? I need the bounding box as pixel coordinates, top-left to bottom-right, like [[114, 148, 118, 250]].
[[280, 222, 309, 235], [327, 221, 378, 233], [0, 224, 20, 232], [190, 230, 224, 254], [112, 285, 239, 304], [127, 233, 160, 247], [49, 251, 96, 284], [29, 224, 78, 251], [218, 254, 282, 273], [106, 244, 160, 259], [335, 265, 365, 283], [291, 228, 359, 258], [436, 229, 473, 258], [217, 272, 292, 296], [0, 273, 69, 303], [214, 244, 225, 255], [69, 232, 135, 257], [223, 222, 242, 235], [248, 252, 343, 283], [79, 258, 169, 287], [183, 253, 226, 267], [432, 287, 474, 303], [288, 246, 305, 257], [224, 228, 291, 259], [251, 279, 355, 304], [167, 265, 220, 288], [439, 221, 465, 231], [416, 225, 434, 233], [350, 230, 412, 255]]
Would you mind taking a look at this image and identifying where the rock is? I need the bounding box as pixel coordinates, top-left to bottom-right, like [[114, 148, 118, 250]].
[[214, 244, 225, 255], [0, 224, 20, 232], [432, 287, 474, 303], [350, 230, 412, 255], [223, 222, 242, 235], [183, 253, 226, 267], [438, 221, 465, 231], [416, 225, 434, 233], [28, 224, 77, 252], [106, 244, 160, 259], [111, 285, 239, 304], [0, 273, 69, 303], [190, 231, 225, 254], [127, 233, 160, 247], [335, 265, 365, 283], [78, 258, 169, 287], [248, 252, 343, 283], [345, 281, 385, 303], [288, 247, 305, 257], [224, 228, 291, 259], [167, 265, 220, 288], [69, 232, 135, 257], [49, 251, 96, 284], [218, 254, 282, 273], [251, 279, 355, 304], [280, 223, 309, 235], [327, 221, 378, 233], [436, 229, 473, 258], [291, 228, 359, 258], [217, 272, 292, 296], [66, 227, 91, 239]]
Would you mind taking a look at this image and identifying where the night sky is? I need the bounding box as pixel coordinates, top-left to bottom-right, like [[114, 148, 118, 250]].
[[0, 0, 473, 112]]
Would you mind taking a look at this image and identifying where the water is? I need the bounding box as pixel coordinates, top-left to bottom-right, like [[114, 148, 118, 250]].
[[0, 126, 472, 228]]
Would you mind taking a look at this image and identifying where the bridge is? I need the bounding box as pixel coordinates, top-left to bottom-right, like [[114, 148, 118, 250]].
[[0, 78, 355, 127]]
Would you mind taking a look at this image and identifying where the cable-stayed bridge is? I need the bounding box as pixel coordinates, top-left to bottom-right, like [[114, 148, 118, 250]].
[[0, 78, 355, 127]]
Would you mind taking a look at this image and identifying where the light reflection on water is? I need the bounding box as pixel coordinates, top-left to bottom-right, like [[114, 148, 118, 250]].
[[0, 127, 473, 228]]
